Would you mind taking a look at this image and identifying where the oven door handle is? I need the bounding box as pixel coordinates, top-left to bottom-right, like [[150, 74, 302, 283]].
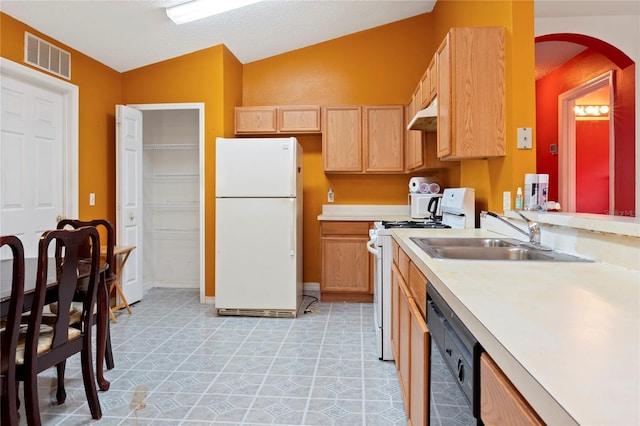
[[366, 238, 380, 256]]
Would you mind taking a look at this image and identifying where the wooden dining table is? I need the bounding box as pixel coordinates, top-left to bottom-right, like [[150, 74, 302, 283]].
[[0, 256, 111, 391]]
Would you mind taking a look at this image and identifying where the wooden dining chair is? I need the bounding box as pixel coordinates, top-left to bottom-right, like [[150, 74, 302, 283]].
[[56, 219, 115, 378], [15, 227, 102, 424], [1, 235, 25, 426]]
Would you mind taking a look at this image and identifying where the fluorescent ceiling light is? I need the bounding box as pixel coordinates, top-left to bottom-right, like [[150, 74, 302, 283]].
[[166, 0, 262, 25]]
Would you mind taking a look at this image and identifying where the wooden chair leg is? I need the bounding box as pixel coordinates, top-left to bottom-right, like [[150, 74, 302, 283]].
[[80, 347, 102, 419], [1, 376, 19, 426], [105, 327, 115, 370], [24, 370, 41, 426], [55, 361, 67, 404]]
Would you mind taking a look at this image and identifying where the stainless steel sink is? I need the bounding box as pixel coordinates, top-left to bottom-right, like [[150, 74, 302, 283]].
[[414, 237, 521, 248], [410, 237, 593, 262]]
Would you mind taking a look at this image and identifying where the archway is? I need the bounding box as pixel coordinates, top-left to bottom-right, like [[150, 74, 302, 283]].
[[535, 33, 636, 216]]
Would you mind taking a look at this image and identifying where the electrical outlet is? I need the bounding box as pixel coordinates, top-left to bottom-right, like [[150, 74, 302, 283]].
[[89, 193, 96, 206], [517, 127, 532, 149]]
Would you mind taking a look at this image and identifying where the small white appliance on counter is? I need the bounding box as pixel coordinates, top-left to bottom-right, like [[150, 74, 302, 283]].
[[410, 193, 443, 219], [367, 186, 476, 361], [215, 137, 303, 318]]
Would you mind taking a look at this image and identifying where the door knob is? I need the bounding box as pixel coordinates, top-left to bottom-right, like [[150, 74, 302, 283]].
[[129, 212, 134, 220], [56, 215, 64, 222]]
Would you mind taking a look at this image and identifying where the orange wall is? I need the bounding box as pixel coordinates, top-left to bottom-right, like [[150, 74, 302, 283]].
[[243, 14, 448, 284], [1, 13, 122, 226], [121, 45, 243, 298], [243, 3, 536, 283], [430, 0, 537, 213]]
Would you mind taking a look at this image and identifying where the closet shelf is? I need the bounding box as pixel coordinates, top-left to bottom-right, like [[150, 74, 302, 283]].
[[152, 228, 199, 236], [144, 173, 199, 180], [145, 201, 198, 209], [144, 143, 198, 150]]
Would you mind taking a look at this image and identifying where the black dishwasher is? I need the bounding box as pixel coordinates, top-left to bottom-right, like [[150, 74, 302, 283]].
[[427, 282, 482, 421]]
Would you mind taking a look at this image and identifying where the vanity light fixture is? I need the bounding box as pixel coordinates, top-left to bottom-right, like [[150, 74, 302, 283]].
[[574, 104, 610, 118], [166, 0, 262, 25]]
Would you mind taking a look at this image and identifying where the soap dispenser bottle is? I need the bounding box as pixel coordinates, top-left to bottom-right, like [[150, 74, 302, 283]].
[[515, 187, 523, 210]]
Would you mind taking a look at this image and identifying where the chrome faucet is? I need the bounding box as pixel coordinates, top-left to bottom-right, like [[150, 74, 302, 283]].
[[481, 210, 543, 246]]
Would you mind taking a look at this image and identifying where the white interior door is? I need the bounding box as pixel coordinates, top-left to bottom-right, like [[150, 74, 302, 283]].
[[0, 58, 78, 258], [116, 105, 143, 303]]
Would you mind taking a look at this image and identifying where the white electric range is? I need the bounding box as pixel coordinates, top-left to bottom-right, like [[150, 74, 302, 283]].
[[367, 187, 475, 360]]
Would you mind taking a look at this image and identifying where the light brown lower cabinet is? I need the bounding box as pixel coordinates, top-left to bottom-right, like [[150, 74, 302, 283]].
[[320, 221, 372, 302], [398, 273, 411, 407], [480, 353, 545, 426], [392, 253, 429, 426], [408, 297, 429, 426]]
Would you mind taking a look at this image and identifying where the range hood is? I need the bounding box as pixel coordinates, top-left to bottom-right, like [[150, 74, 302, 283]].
[[407, 98, 437, 132]]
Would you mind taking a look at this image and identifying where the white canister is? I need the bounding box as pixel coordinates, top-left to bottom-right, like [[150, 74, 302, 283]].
[[537, 174, 549, 211], [524, 173, 538, 211]]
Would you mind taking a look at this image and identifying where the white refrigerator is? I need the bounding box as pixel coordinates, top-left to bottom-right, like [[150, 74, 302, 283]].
[[215, 137, 303, 317]]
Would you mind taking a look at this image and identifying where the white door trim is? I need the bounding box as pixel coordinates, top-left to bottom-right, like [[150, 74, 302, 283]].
[[126, 103, 206, 304], [0, 57, 79, 220], [558, 70, 615, 213]]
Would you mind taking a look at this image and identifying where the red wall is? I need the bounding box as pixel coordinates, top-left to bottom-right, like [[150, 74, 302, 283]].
[[536, 47, 636, 215], [575, 120, 609, 214]]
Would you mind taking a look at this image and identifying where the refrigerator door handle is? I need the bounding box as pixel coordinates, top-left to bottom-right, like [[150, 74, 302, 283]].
[[290, 138, 296, 196], [290, 198, 296, 256]]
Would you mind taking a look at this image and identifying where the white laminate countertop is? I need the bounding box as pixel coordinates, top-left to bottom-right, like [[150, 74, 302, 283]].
[[317, 204, 412, 222], [392, 228, 640, 426]]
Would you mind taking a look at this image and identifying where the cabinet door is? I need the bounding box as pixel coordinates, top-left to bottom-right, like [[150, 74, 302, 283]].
[[235, 106, 278, 134], [321, 235, 371, 295], [427, 56, 437, 105], [391, 262, 401, 367], [436, 33, 452, 158], [480, 354, 544, 426], [408, 261, 427, 317], [409, 297, 430, 426], [278, 106, 321, 133], [420, 68, 431, 109], [363, 105, 404, 173], [407, 88, 424, 171], [437, 27, 505, 160], [322, 106, 362, 172], [398, 273, 412, 412]]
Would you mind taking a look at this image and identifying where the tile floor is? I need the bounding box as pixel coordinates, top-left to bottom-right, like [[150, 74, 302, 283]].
[[15, 288, 474, 425]]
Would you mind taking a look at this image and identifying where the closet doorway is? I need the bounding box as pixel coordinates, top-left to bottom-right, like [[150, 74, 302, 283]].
[[128, 103, 204, 300]]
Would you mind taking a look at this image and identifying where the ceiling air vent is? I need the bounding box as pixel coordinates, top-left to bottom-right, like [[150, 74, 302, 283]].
[[24, 32, 71, 80]]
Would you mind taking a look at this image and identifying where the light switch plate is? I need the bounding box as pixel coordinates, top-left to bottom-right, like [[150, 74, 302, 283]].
[[517, 127, 532, 149], [89, 193, 96, 206]]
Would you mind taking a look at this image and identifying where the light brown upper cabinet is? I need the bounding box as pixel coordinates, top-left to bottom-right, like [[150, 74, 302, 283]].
[[322, 106, 363, 172], [420, 56, 437, 109], [436, 27, 505, 160], [322, 105, 404, 173], [363, 105, 404, 173], [278, 106, 321, 133], [235, 105, 320, 134], [427, 56, 438, 106], [235, 106, 278, 134], [406, 90, 445, 172]]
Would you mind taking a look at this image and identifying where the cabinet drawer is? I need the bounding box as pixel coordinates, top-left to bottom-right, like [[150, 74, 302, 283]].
[[392, 239, 400, 266], [398, 248, 410, 282], [409, 261, 427, 318], [480, 354, 544, 426], [321, 221, 370, 236]]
